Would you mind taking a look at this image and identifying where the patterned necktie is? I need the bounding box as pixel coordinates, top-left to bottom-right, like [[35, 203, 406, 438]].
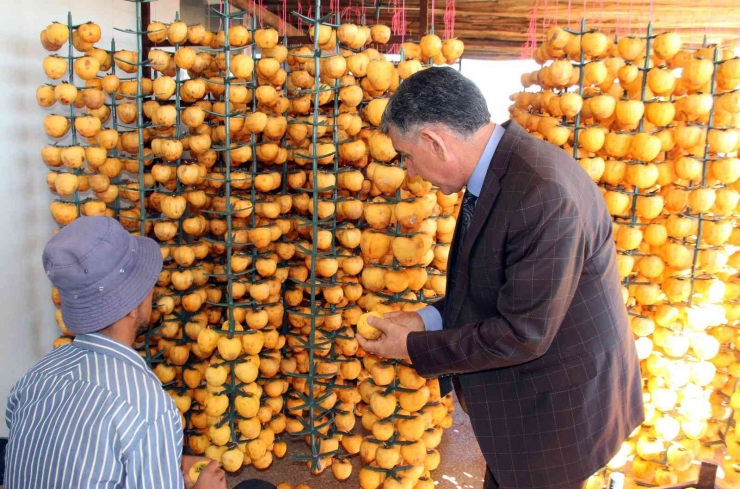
[[447, 190, 478, 296], [458, 190, 478, 248], [439, 190, 478, 398]]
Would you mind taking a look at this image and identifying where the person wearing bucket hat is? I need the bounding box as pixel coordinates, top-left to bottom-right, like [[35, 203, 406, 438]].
[[3, 217, 228, 489]]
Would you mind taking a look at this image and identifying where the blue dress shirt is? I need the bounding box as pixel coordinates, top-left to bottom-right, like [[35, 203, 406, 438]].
[[5, 333, 184, 488], [417, 123, 506, 331]]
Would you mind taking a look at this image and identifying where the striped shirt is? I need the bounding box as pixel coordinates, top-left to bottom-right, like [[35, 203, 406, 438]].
[[4, 333, 184, 488]]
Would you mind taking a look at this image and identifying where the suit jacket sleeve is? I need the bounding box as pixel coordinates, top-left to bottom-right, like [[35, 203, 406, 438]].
[[431, 298, 445, 316], [407, 182, 586, 377]]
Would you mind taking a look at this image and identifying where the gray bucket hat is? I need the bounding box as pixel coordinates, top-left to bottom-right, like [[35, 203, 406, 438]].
[[42, 216, 163, 334]]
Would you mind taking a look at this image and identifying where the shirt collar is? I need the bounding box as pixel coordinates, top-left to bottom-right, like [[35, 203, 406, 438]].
[[72, 332, 151, 373], [466, 123, 506, 198]]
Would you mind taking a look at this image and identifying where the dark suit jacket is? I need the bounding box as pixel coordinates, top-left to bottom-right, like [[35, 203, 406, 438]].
[[407, 120, 644, 489]]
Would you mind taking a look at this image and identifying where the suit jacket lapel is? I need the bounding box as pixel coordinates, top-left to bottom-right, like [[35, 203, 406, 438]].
[[446, 120, 526, 327]]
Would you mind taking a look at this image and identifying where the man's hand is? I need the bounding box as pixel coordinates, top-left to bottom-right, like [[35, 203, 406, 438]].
[[356, 315, 413, 360], [182, 459, 226, 489], [181, 455, 207, 476], [381, 311, 426, 332]]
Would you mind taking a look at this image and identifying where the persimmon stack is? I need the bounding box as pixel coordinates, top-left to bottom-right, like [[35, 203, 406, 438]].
[[510, 20, 740, 488], [279, 8, 462, 488], [38, 1, 464, 485]]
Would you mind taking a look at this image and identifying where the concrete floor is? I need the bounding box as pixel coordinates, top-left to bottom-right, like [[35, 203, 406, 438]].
[[227, 394, 487, 489]]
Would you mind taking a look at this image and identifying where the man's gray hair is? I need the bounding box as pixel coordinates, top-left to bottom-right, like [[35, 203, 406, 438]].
[[379, 66, 491, 140]]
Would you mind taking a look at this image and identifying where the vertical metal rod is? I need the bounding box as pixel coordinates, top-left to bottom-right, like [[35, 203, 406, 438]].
[[222, 0, 238, 445], [136, 0, 147, 237], [688, 42, 720, 305], [419, 0, 429, 36], [308, 0, 322, 468], [571, 18, 586, 162], [110, 38, 122, 221], [174, 10, 185, 246], [67, 12, 81, 215], [627, 22, 653, 233], [136, 0, 154, 374], [141, 0, 153, 79]]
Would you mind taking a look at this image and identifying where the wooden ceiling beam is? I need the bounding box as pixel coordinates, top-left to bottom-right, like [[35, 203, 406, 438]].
[[230, 0, 302, 35]]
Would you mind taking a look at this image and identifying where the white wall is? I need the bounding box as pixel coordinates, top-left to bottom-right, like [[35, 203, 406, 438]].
[[459, 58, 540, 124], [0, 0, 183, 438]]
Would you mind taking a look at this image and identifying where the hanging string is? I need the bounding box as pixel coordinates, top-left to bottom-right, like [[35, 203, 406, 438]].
[[341, 0, 350, 22], [615, 0, 622, 36], [581, 0, 587, 25], [391, 0, 402, 54], [341, 0, 362, 25], [628, 0, 633, 34], [443, 0, 456, 39], [598, 0, 604, 31], [402, 0, 407, 42], [283, 0, 287, 34], [566, 0, 572, 29], [361, 0, 367, 23], [522, 3, 538, 59], [297, 0, 303, 32], [259, 0, 264, 28], [218, 0, 223, 32], [541, 0, 550, 31]]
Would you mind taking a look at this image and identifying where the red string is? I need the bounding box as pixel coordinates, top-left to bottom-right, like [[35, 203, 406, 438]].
[[582, 0, 587, 24], [219, 0, 223, 32], [392, 0, 400, 33], [259, 0, 264, 28], [402, 0, 407, 41], [390, 0, 399, 54], [297, 1, 303, 32], [282, 0, 287, 35], [341, 5, 362, 24], [443, 0, 456, 39], [521, 3, 538, 59], [566, 0, 572, 29], [307, 4, 313, 25], [598, 0, 604, 31], [541, 0, 550, 29], [628, 0, 633, 34]]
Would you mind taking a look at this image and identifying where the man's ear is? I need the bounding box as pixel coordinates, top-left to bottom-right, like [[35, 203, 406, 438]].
[[419, 129, 449, 162]]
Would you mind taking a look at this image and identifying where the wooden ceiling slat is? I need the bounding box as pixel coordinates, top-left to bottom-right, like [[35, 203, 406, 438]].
[[250, 0, 740, 60]]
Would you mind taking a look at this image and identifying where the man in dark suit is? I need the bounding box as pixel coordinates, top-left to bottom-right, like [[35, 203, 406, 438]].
[[355, 67, 644, 489]]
